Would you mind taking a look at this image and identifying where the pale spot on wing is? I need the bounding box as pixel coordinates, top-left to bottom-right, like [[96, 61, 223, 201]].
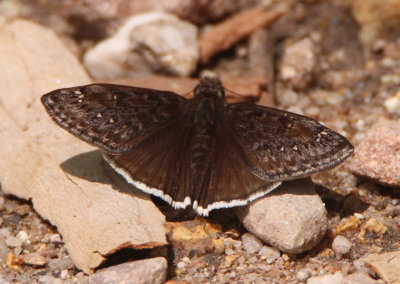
[[46, 97, 54, 104]]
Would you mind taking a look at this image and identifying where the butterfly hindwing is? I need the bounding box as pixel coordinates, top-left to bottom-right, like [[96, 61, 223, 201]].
[[193, 123, 281, 215], [225, 103, 354, 181], [102, 116, 193, 209]]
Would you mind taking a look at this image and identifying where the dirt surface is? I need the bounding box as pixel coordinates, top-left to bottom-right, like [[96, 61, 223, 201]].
[[1, 0, 400, 283]]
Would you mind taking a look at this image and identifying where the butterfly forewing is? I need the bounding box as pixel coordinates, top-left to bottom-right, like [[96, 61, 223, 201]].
[[225, 103, 354, 181], [41, 84, 187, 153]]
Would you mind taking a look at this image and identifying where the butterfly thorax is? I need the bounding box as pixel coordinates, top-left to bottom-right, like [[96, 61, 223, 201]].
[[187, 88, 225, 194], [194, 77, 225, 99]]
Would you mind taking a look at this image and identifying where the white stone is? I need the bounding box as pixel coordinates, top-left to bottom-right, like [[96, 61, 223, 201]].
[[332, 235, 352, 259], [384, 90, 400, 113], [84, 12, 198, 79]]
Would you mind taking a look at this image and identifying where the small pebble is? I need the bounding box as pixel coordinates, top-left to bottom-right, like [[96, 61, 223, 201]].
[[48, 256, 75, 271], [0, 228, 11, 239], [5, 236, 22, 248], [181, 256, 190, 264], [49, 234, 62, 243], [14, 204, 31, 216], [282, 254, 290, 261], [222, 237, 234, 248], [176, 261, 187, 269], [241, 233, 263, 254], [354, 213, 364, 220], [38, 275, 63, 284], [296, 268, 312, 282], [233, 240, 242, 249], [257, 264, 272, 272], [275, 257, 285, 268], [0, 237, 8, 260], [332, 235, 352, 259], [60, 269, 69, 279], [259, 246, 280, 263], [384, 90, 400, 113], [16, 231, 29, 244], [0, 196, 5, 211], [21, 253, 47, 266], [225, 248, 235, 255]]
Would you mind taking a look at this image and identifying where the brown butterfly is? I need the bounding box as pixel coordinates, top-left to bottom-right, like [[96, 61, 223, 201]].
[[41, 77, 353, 216]]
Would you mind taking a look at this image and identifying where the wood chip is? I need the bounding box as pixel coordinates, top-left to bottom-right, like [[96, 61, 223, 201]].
[[199, 6, 285, 63], [106, 75, 270, 105]]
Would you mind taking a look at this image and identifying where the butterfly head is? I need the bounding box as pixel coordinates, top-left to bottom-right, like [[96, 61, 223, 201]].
[[194, 77, 225, 100]]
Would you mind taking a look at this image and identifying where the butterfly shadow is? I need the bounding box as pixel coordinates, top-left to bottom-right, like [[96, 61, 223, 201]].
[[59, 150, 241, 222], [60, 150, 149, 199]]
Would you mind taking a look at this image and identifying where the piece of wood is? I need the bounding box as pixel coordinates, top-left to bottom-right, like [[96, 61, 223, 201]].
[[199, 6, 285, 63], [106, 75, 271, 105]]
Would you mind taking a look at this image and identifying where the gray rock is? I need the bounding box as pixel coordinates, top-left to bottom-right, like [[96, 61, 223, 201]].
[[89, 257, 167, 284], [241, 233, 263, 254], [332, 235, 352, 259], [236, 179, 327, 254], [350, 118, 400, 187], [84, 12, 198, 79], [307, 272, 343, 284]]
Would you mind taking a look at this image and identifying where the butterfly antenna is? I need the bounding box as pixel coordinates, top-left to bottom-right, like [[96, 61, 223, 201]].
[[223, 86, 258, 103], [181, 90, 193, 98]]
